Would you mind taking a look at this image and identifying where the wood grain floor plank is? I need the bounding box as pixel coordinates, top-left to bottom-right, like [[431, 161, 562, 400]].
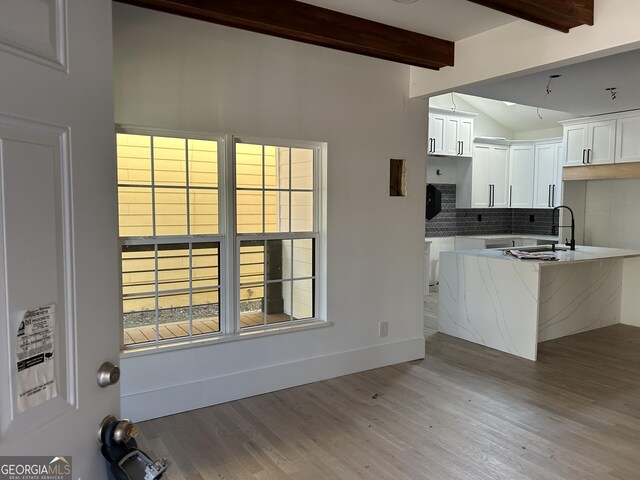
[[135, 324, 640, 480]]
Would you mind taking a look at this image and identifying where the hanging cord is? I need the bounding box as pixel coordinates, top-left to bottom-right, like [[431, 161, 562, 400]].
[[537, 74, 561, 120], [606, 87, 617, 100], [450, 92, 457, 113]]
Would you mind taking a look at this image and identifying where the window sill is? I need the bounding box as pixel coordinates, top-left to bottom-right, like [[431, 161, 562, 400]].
[[120, 319, 331, 359]]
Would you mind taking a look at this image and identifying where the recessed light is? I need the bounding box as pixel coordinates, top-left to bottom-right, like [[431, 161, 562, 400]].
[[392, 0, 419, 4], [503, 101, 516, 106]]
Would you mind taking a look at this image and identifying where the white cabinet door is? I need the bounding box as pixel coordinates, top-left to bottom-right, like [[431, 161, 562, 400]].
[[509, 144, 535, 208], [0, 1, 120, 477], [553, 143, 563, 207], [564, 124, 588, 166], [587, 120, 616, 164], [615, 115, 640, 163], [471, 144, 491, 208], [428, 111, 474, 157], [445, 115, 461, 156], [563, 120, 615, 166], [428, 112, 446, 155], [471, 144, 509, 208], [458, 117, 474, 157], [490, 146, 510, 208], [533, 143, 556, 208]]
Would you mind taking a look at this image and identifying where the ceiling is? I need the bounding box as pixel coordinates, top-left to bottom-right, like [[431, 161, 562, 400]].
[[298, 0, 517, 41], [460, 48, 640, 117], [455, 94, 574, 132], [298, 0, 630, 125]]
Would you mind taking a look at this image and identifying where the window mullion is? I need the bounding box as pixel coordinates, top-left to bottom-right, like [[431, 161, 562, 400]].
[[289, 147, 293, 322], [150, 136, 157, 237], [185, 138, 191, 236], [225, 135, 238, 334], [189, 242, 193, 337], [154, 244, 159, 342]]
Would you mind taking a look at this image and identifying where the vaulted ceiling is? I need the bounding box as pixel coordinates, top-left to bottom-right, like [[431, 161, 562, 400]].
[[114, 0, 594, 70]]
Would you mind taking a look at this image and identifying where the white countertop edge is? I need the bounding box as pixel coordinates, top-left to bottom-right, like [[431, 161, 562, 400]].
[[444, 245, 640, 265], [453, 234, 559, 241]]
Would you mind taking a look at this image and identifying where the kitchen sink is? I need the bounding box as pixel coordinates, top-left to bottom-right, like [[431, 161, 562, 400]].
[[505, 245, 570, 252]]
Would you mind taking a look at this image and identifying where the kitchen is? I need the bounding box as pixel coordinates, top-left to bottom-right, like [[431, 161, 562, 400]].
[[425, 48, 640, 357]]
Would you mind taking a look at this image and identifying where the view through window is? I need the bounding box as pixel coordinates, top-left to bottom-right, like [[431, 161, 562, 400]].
[[116, 130, 320, 348]]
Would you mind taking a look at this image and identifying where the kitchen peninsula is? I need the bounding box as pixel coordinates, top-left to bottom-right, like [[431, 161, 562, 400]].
[[438, 246, 640, 360]]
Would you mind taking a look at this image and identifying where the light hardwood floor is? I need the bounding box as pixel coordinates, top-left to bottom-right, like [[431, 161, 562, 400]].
[[136, 324, 640, 479]]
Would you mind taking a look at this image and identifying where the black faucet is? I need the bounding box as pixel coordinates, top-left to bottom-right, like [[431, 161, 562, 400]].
[[551, 205, 576, 251]]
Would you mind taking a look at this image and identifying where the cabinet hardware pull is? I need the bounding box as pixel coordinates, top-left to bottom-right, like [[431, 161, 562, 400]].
[[548, 184, 552, 207], [587, 148, 592, 163], [551, 184, 555, 207], [509, 185, 512, 207], [582, 149, 586, 164]]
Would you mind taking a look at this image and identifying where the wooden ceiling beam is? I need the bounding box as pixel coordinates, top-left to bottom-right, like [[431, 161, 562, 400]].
[[114, 0, 454, 70], [466, 0, 594, 33]]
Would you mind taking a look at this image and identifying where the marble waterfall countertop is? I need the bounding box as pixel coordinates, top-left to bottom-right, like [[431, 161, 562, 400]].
[[451, 245, 640, 265], [438, 245, 640, 360]]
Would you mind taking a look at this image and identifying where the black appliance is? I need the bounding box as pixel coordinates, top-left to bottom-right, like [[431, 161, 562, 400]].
[[426, 184, 442, 220]]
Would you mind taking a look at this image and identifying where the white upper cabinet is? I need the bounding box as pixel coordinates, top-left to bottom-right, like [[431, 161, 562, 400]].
[[533, 141, 562, 209], [564, 123, 588, 166], [562, 118, 615, 166], [489, 145, 510, 208], [428, 108, 475, 157], [458, 138, 562, 209], [465, 143, 509, 208], [508, 144, 535, 209], [428, 111, 446, 155], [615, 114, 640, 163]]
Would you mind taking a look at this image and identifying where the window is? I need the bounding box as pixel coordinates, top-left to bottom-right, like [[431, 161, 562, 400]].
[[116, 129, 323, 348], [235, 141, 317, 329]]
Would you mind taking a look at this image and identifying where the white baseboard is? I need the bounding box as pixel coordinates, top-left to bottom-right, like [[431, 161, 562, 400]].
[[121, 337, 425, 422]]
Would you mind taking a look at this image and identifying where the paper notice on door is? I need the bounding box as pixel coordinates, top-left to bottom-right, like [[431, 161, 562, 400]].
[[16, 304, 57, 413]]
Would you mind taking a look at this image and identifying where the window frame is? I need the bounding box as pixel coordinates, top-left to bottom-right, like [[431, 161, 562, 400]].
[[116, 126, 326, 352], [232, 136, 322, 331]]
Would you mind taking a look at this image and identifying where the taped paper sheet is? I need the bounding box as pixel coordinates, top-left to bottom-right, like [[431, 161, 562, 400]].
[[16, 304, 57, 412]]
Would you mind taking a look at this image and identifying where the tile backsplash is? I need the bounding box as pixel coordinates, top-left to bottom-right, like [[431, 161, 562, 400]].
[[425, 184, 559, 237]]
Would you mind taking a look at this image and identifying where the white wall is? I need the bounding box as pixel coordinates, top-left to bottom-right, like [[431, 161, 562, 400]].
[[514, 127, 564, 140], [113, 4, 426, 421], [582, 179, 640, 249]]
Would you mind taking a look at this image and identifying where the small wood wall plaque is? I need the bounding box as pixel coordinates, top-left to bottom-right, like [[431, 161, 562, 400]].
[[390, 158, 407, 196]]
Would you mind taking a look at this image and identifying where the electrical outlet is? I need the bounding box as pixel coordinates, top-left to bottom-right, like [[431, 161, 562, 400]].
[[379, 321, 389, 337]]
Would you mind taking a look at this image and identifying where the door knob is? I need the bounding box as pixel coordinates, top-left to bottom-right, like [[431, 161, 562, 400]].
[[97, 361, 120, 387]]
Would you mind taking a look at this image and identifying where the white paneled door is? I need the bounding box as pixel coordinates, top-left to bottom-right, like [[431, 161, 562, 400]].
[[0, 1, 119, 478]]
